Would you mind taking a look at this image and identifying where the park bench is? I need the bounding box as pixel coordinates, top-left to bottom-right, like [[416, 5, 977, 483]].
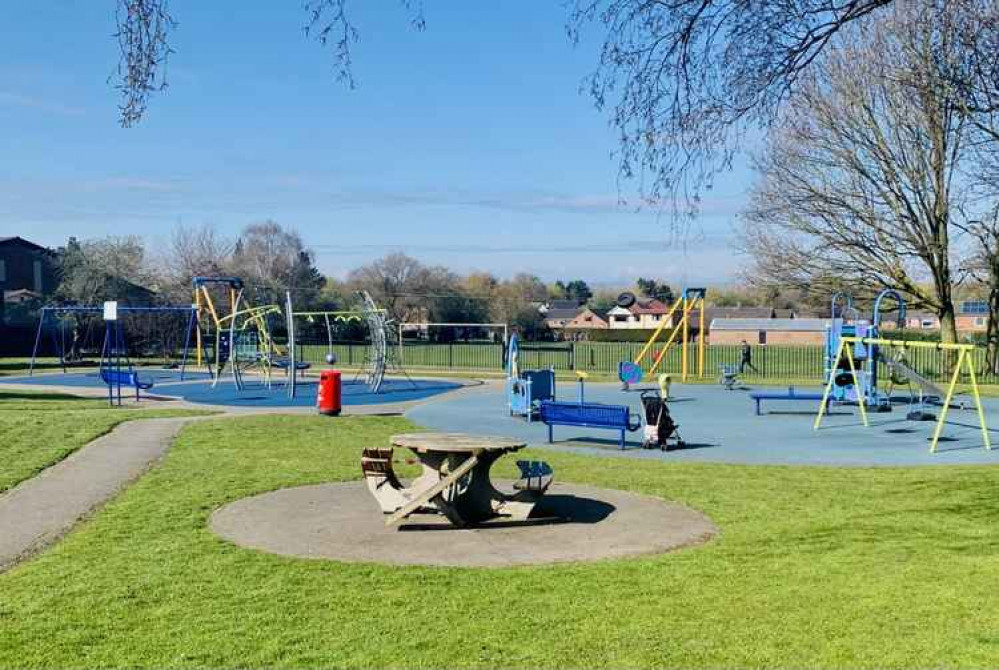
[[99, 369, 154, 401], [539, 400, 641, 449], [749, 387, 825, 416]]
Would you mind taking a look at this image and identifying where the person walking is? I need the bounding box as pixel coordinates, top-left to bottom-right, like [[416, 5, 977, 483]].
[[739, 340, 758, 374]]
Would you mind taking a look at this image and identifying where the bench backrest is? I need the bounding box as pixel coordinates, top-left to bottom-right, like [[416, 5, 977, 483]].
[[540, 401, 629, 427]]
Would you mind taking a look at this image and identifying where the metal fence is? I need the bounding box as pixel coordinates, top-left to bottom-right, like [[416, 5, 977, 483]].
[[295, 339, 999, 385]]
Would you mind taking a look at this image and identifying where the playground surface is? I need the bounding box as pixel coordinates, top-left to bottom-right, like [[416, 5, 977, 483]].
[[408, 381, 999, 466], [0, 369, 464, 408]]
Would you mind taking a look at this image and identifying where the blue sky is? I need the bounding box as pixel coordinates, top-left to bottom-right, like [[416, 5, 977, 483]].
[[2, 1, 754, 285]]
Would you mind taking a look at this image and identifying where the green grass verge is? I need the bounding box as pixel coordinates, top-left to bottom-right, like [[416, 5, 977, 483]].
[[3, 414, 999, 667], [0, 390, 213, 493]]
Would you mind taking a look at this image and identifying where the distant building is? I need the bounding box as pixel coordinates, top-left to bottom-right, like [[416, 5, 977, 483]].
[[956, 300, 988, 333], [541, 299, 583, 331], [606, 297, 671, 330], [0, 236, 57, 324], [3, 289, 42, 305], [709, 318, 831, 345], [564, 307, 609, 339]]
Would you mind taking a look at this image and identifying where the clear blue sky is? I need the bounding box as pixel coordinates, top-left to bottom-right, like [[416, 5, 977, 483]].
[[2, 1, 754, 285]]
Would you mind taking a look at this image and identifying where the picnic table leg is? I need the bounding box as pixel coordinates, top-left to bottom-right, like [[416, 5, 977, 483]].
[[548, 424, 553, 444], [619, 428, 625, 449]]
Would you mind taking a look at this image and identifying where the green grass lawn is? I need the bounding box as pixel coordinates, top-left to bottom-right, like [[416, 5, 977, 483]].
[[3, 413, 999, 667], [0, 390, 211, 493]]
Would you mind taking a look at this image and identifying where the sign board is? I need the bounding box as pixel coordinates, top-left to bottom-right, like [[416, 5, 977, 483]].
[[103, 301, 118, 321]]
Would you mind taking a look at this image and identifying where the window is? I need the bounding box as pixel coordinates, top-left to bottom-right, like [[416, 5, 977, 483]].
[[975, 317, 986, 327], [614, 315, 628, 322], [921, 319, 935, 329], [758, 330, 767, 345], [961, 300, 988, 315]]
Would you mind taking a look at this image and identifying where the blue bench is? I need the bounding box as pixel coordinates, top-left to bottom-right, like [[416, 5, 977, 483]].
[[100, 369, 154, 401], [539, 400, 641, 449], [749, 387, 825, 415]]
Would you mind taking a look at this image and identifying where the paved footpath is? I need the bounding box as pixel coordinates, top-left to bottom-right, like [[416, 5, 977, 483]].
[[0, 417, 198, 572]]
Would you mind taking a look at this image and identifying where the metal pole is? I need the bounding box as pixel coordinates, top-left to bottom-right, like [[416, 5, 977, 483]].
[[180, 307, 195, 381], [286, 291, 296, 399], [29, 308, 46, 376]]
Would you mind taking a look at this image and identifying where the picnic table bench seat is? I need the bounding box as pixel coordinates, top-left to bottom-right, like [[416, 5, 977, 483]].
[[514, 460, 553, 493]]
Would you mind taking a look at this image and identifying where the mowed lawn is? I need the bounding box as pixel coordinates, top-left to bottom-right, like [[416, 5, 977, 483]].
[[3, 413, 999, 667], [0, 390, 210, 493]]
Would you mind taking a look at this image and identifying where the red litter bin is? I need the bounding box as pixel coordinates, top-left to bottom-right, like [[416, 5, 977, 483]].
[[317, 369, 342, 416]]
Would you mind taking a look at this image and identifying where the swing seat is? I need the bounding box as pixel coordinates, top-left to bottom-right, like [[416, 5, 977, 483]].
[[99, 369, 154, 400]]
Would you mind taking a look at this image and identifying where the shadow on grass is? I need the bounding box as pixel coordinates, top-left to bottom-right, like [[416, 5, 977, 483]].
[[0, 390, 94, 403]]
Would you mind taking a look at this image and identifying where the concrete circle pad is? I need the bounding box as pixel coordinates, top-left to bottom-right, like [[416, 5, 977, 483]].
[[210, 481, 717, 567]]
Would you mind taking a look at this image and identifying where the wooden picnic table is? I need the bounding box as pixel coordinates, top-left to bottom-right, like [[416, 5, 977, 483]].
[[363, 432, 550, 528]]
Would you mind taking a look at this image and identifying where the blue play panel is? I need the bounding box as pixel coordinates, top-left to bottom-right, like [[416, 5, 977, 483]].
[[0, 370, 461, 407], [406, 381, 999, 466]]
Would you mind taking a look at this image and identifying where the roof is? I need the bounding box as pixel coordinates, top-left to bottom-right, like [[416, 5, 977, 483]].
[[545, 307, 582, 321], [567, 307, 609, 326], [707, 306, 775, 320], [0, 236, 50, 253], [710, 318, 831, 332], [544, 299, 584, 312], [630, 298, 669, 315]]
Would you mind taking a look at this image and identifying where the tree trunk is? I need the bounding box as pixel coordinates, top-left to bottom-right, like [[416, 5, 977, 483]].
[[938, 305, 958, 345]]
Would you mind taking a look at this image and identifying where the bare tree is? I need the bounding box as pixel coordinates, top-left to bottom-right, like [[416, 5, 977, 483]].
[[111, 0, 424, 127], [739, 5, 970, 342], [164, 224, 234, 287], [568, 0, 896, 214]]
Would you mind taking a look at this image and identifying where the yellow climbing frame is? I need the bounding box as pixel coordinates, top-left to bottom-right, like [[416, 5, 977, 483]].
[[814, 336, 991, 453], [632, 291, 706, 382]]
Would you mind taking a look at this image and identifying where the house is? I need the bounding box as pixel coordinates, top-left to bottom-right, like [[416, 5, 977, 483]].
[[0, 237, 56, 296], [0, 236, 57, 324], [709, 318, 831, 345], [606, 298, 671, 330], [3, 289, 42, 305], [956, 299, 988, 333], [564, 308, 609, 339], [880, 311, 940, 331], [541, 299, 584, 331]]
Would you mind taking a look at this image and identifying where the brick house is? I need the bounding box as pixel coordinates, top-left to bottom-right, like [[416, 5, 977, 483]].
[[564, 307, 609, 339], [540, 300, 584, 332], [956, 300, 988, 333], [709, 318, 831, 345], [0, 236, 57, 323]]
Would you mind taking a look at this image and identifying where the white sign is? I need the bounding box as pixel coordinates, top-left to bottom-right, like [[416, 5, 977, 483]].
[[103, 301, 118, 321]]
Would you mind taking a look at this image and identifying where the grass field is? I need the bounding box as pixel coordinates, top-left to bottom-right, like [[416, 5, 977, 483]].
[[3, 413, 999, 667], [0, 390, 211, 493]]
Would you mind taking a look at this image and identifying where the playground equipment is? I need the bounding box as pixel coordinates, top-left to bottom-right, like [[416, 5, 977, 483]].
[[749, 289, 907, 413], [192, 276, 242, 372], [617, 288, 707, 389], [29, 304, 197, 379], [815, 336, 991, 453], [506, 333, 556, 421], [214, 289, 285, 390], [823, 289, 907, 408], [285, 295, 363, 399], [284, 290, 413, 398]]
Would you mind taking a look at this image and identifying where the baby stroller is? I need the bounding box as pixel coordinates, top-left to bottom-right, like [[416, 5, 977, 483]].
[[639, 390, 685, 451]]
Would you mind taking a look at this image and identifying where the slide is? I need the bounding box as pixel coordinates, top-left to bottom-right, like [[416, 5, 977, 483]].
[[883, 357, 944, 401]]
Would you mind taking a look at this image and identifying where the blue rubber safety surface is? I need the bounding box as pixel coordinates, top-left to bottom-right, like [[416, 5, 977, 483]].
[[0, 370, 462, 407], [406, 381, 999, 466]]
